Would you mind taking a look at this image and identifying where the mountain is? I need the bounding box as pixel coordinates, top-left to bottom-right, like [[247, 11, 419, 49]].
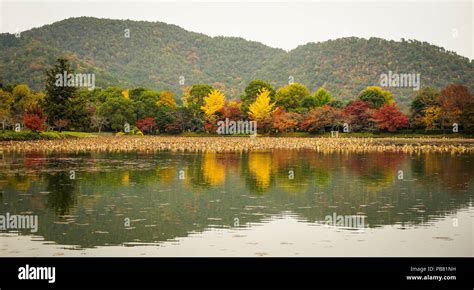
[[1, 17, 472, 107]]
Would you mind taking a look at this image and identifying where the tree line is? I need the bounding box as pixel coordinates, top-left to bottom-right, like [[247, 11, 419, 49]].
[[0, 58, 472, 135]]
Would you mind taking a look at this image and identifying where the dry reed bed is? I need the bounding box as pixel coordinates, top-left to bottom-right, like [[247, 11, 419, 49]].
[[1, 136, 473, 154]]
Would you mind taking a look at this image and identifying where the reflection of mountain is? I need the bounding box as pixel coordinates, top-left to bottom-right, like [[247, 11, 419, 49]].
[[0, 151, 472, 248]]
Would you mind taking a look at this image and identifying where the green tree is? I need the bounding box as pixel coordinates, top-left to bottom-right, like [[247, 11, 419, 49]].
[[275, 83, 310, 112], [358, 86, 394, 109], [302, 88, 332, 109], [130, 89, 161, 120], [67, 89, 92, 131], [181, 84, 213, 132], [42, 58, 77, 127], [100, 95, 136, 131], [183, 84, 214, 111], [328, 100, 344, 109]]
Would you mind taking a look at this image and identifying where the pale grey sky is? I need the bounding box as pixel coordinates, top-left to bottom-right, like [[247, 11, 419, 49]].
[[0, 0, 472, 59]]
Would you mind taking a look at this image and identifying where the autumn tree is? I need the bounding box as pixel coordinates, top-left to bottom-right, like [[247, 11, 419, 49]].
[[136, 117, 157, 134], [201, 89, 226, 118], [422, 106, 441, 129], [23, 105, 47, 132], [0, 89, 13, 131], [248, 88, 276, 121], [342, 100, 374, 132], [300, 105, 343, 133], [438, 84, 472, 130], [241, 80, 275, 113], [218, 101, 244, 121], [372, 104, 408, 132], [11, 84, 44, 122], [157, 91, 177, 108], [272, 107, 301, 133], [410, 87, 440, 129], [411, 87, 440, 115]]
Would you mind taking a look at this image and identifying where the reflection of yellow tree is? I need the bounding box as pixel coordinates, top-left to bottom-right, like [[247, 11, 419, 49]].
[[202, 153, 225, 185], [248, 152, 272, 190], [157, 166, 176, 185], [1, 176, 33, 191], [121, 171, 130, 186]]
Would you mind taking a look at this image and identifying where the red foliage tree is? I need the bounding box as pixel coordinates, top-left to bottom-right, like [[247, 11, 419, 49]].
[[300, 105, 343, 133], [218, 102, 244, 121], [135, 117, 157, 134], [342, 100, 374, 132], [165, 119, 183, 134], [372, 104, 408, 132], [205, 101, 245, 134], [272, 107, 301, 133], [439, 84, 473, 129], [23, 106, 47, 132]]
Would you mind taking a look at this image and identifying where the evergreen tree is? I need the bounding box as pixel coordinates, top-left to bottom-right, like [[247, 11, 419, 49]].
[[42, 58, 77, 127]]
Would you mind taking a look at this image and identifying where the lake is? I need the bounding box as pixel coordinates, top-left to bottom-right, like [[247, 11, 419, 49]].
[[0, 150, 472, 256]]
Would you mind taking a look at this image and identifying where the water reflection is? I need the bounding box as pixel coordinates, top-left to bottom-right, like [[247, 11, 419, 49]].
[[0, 150, 472, 248]]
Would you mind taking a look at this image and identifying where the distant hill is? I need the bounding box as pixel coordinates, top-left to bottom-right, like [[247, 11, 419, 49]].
[[1, 17, 472, 107]]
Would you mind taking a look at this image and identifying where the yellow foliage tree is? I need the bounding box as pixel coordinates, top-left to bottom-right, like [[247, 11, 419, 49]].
[[423, 106, 441, 129], [248, 88, 275, 121], [122, 89, 129, 99], [157, 91, 177, 108], [201, 89, 225, 118]]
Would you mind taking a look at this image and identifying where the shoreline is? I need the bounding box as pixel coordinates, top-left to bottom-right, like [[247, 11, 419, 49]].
[[1, 136, 473, 153]]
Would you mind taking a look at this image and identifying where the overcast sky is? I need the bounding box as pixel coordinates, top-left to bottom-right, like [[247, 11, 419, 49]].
[[0, 0, 472, 59]]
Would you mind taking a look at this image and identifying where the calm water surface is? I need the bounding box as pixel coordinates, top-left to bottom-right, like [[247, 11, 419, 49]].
[[0, 150, 472, 256]]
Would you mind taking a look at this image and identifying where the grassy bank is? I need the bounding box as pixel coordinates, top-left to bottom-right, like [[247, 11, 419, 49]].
[[1, 136, 473, 153], [2, 130, 472, 141], [0, 131, 98, 141]]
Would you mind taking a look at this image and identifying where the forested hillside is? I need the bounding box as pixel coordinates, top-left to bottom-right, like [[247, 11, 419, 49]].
[[1, 17, 472, 106]]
